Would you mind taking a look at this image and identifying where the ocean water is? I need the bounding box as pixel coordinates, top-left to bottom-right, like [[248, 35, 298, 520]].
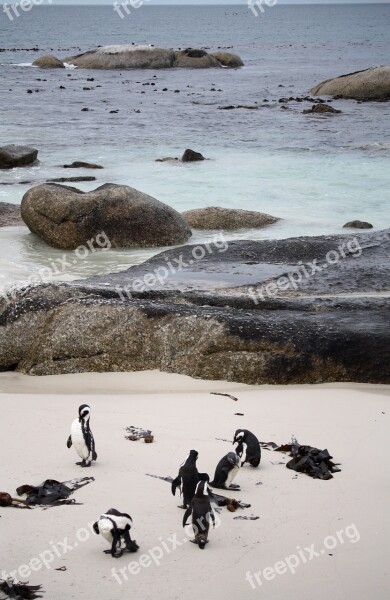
[[0, 4, 389, 291]]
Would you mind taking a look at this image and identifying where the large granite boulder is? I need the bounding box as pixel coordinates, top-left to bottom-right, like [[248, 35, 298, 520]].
[[0, 230, 389, 382], [65, 45, 176, 69], [0, 145, 38, 169], [182, 207, 279, 229], [174, 49, 222, 68], [21, 183, 191, 250], [210, 52, 244, 68], [32, 55, 65, 69], [310, 66, 390, 100]]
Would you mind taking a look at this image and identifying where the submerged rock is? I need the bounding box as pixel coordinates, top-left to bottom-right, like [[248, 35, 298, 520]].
[[63, 161, 104, 169], [32, 54, 65, 69], [21, 183, 191, 250], [182, 207, 279, 229], [181, 149, 205, 162], [343, 220, 373, 229], [1, 230, 389, 384], [303, 103, 341, 114], [310, 66, 390, 101], [0, 144, 38, 169]]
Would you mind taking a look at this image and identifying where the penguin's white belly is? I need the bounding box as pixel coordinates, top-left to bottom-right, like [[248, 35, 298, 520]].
[[71, 419, 89, 459], [99, 519, 114, 544], [226, 465, 239, 487]]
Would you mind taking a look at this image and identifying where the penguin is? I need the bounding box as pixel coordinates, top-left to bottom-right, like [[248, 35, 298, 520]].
[[171, 450, 205, 509], [210, 452, 241, 490], [93, 508, 139, 558], [66, 404, 97, 467], [233, 429, 261, 467], [183, 480, 215, 549]]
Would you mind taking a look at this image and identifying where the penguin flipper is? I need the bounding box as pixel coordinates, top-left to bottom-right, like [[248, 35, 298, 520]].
[[171, 476, 181, 497], [210, 510, 216, 529], [66, 435, 72, 449], [182, 506, 192, 527]]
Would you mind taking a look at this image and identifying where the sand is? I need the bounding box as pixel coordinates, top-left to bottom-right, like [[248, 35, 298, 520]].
[[0, 371, 389, 600]]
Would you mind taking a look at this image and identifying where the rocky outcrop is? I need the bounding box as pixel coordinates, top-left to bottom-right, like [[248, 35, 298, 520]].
[[303, 104, 341, 114], [0, 202, 23, 227], [0, 145, 38, 169], [32, 55, 65, 69], [59, 45, 244, 70], [65, 46, 176, 70], [343, 220, 373, 229], [21, 183, 191, 250], [182, 207, 279, 230], [310, 66, 390, 100], [181, 149, 205, 162], [210, 52, 244, 68], [1, 230, 389, 383], [174, 49, 221, 68], [63, 161, 103, 169]]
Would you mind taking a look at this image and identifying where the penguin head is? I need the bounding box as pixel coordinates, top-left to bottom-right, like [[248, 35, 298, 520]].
[[181, 450, 198, 466], [195, 480, 209, 497], [227, 452, 240, 466], [233, 430, 245, 444], [78, 404, 91, 421], [197, 534, 207, 549]]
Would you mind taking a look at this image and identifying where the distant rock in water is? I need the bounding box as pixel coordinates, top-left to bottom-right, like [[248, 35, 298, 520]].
[[32, 54, 65, 69], [303, 103, 341, 114], [181, 149, 205, 162], [0, 144, 38, 169], [310, 66, 390, 100], [46, 176, 96, 183], [343, 220, 373, 229], [57, 45, 244, 70], [21, 183, 192, 250], [182, 207, 279, 230], [210, 52, 244, 68], [63, 161, 104, 169], [0, 202, 23, 227]]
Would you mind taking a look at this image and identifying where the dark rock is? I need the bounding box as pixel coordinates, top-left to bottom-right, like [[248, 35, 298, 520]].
[[46, 177, 97, 183], [0, 202, 23, 227], [343, 220, 373, 229], [20, 183, 192, 250], [0, 145, 38, 169], [303, 104, 342, 114], [63, 161, 103, 169], [181, 149, 205, 162]]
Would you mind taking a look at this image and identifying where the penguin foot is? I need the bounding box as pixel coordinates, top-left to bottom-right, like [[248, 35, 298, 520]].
[[126, 541, 139, 553], [178, 504, 188, 509], [228, 484, 241, 490], [76, 461, 86, 467]]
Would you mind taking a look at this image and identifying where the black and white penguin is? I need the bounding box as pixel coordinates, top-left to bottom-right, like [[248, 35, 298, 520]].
[[183, 480, 215, 549], [210, 452, 240, 490], [233, 429, 261, 467], [66, 404, 97, 467], [171, 450, 204, 509], [93, 508, 139, 558]]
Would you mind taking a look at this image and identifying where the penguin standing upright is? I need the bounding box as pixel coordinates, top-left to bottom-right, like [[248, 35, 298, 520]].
[[171, 450, 203, 509], [233, 429, 261, 467], [210, 452, 240, 490], [183, 480, 215, 549], [93, 508, 139, 558], [66, 404, 97, 467]]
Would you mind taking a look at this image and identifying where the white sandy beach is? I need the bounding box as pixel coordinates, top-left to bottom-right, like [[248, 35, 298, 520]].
[[0, 371, 389, 600]]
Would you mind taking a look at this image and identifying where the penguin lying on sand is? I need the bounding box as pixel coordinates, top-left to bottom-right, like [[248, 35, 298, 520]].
[[183, 480, 215, 549], [233, 429, 261, 467], [210, 452, 240, 490], [171, 450, 209, 509], [67, 404, 97, 467], [93, 508, 139, 558]]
